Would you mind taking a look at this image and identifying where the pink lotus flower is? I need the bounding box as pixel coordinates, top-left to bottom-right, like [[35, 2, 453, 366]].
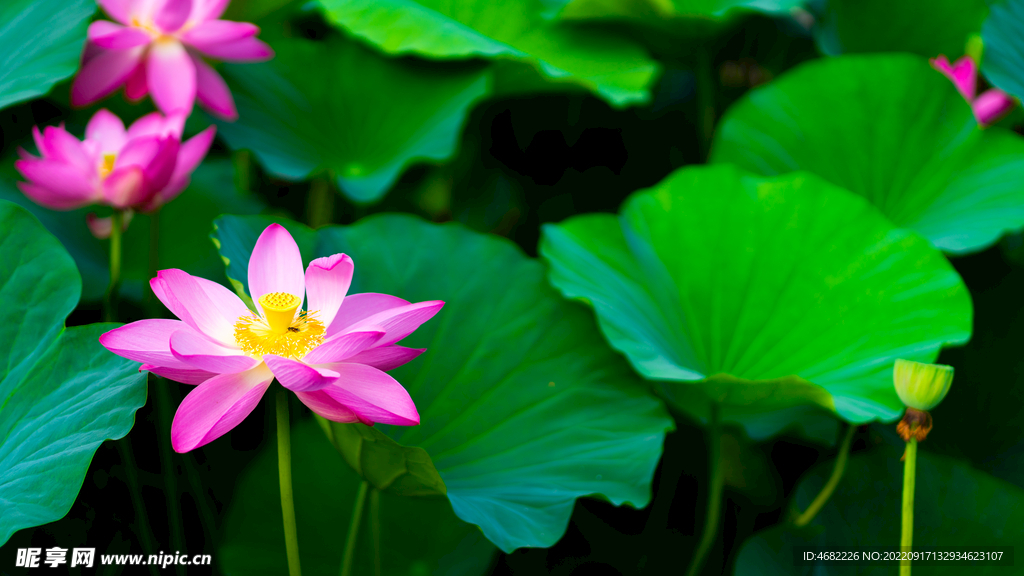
[[932, 55, 1016, 126], [72, 0, 274, 120], [15, 109, 215, 237], [100, 224, 443, 452]]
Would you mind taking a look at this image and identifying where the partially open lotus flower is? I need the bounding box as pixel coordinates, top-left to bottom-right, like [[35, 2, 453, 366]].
[[72, 0, 274, 119], [14, 109, 215, 238], [100, 223, 443, 452], [931, 55, 1015, 126]]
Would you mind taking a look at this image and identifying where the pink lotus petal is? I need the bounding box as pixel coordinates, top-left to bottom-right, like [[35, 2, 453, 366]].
[[343, 345, 426, 372], [293, 389, 361, 423], [339, 300, 444, 347], [248, 223, 305, 316], [15, 158, 96, 202], [973, 89, 1016, 126], [192, 55, 237, 120], [102, 165, 146, 208], [264, 354, 340, 392], [171, 363, 274, 452], [931, 55, 977, 100], [316, 363, 420, 426], [127, 111, 184, 140], [87, 210, 134, 239], [303, 328, 385, 365], [327, 293, 411, 336], [153, 0, 193, 33], [141, 363, 217, 385], [170, 328, 258, 373], [17, 182, 95, 210], [86, 109, 128, 153], [182, 20, 258, 50], [194, 36, 274, 62], [189, 0, 231, 22], [100, 318, 195, 368], [31, 126, 49, 157], [41, 126, 92, 172], [150, 269, 250, 345], [88, 21, 152, 50], [304, 254, 353, 331], [71, 46, 144, 106], [125, 62, 149, 101], [145, 125, 216, 210], [147, 39, 197, 115], [98, 0, 134, 24]]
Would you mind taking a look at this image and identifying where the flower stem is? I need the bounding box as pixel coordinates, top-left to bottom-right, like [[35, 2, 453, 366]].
[[900, 437, 918, 576], [145, 209, 160, 310], [370, 488, 381, 576], [307, 178, 334, 229], [696, 45, 716, 162], [340, 480, 370, 576], [103, 210, 124, 322], [685, 403, 723, 576], [277, 390, 301, 576], [793, 423, 857, 527]]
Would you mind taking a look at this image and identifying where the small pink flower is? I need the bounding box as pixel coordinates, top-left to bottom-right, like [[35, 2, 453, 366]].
[[100, 224, 444, 453], [15, 109, 215, 233], [931, 55, 1015, 126], [72, 0, 274, 120]]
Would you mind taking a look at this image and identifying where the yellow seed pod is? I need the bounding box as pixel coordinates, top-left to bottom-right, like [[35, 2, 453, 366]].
[[893, 359, 954, 411], [259, 292, 301, 334]]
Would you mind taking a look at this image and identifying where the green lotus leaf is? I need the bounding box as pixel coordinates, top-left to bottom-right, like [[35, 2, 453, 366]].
[[315, 0, 658, 107], [981, 0, 1024, 102], [711, 54, 1024, 254], [555, 0, 803, 22], [0, 0, 94, 110], [733, 445, 1024, 575], [212, 213, 674, 552], [0, 160, 265, 302], [540, 164, 971, 436], [0, 200, 147, 546], [219, 419, 495, 576], [813, 0, 987, 58]]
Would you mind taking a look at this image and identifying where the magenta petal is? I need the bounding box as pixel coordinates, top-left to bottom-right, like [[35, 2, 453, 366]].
[[116, 134, 181, 193], [171, 364, 274, 452], [147, 125, 216, 210], [71, 46, 144, 106], [182, 20, 258, 50], [150, 269, 251, 345], [42, 127, 91, 172], [15, 159, 97, 204], [316, 363, 420, 426], [339, 300, 444, 347], [102, 166, 147, 208], [88, 21, 152, 50], [342, 345, 426, 372], [194, 36, 274, 62], [87, 210, 133, 239], [264, 354, 340, 392], [147, 39, 197, 115], [127, 111, 183, 139], [125, 62, 149, 101], [98, 0, 134, 24], [304, 254, 354, 331], [973, 89, 1016, 126], [303, 329, 386, 365], [248, 223, 306, 315], [190, 0, 231, 22], [170, 329, 257, 373], [141, 363, 217, 385], [153, 0, 193, 33], [100, 318, 194, 367], [293, 390, 361, 423], [328, 293, 410, 336], [192, 55, 237, 120], [86, 109, 128, 152], [17, 182, 94, 210]]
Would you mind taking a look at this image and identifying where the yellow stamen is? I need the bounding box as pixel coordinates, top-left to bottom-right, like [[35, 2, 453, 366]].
[[234, 292, 325, 359], [99, 153, 117, 179]]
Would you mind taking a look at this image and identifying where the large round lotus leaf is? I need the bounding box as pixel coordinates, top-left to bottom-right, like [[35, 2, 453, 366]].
[[212, 213, 674, 552], [982, 0, 1024, 102], [733, 446, 1024, 575], [0, 160, 264, 302], [813, 0, 988, 58], [711, 54, 1024, 255], [219, 419, 496, 576], [314, 0, 658, 108], [0, 0, 94, 110], [0, 200, 147, 546], [214, 36, 490, 204], [540, 164, 971, 435]]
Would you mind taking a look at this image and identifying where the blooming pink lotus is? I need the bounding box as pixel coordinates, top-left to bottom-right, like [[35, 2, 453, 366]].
[[932, 55, 1015, 126], [15, 109, 215, 237], [72, 0, 274, 120], [100, 224, 443, 452]]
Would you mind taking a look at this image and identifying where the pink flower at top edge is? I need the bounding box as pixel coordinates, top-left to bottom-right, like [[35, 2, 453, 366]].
[[99, 223, 445, 453], [931, 55, 1016, 127], [14, 109, 215, 238], [72, 0, 274, 120]]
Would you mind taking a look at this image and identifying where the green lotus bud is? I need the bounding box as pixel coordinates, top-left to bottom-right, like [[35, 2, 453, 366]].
[[893, 359, 953, 411], [966, 34, 984, 65]]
